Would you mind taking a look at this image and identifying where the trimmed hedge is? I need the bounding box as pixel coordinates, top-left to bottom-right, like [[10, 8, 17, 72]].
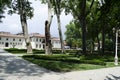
[[4, 48, 80, 54], [22, 55, 106, 65], [5, 48, 26, 53]]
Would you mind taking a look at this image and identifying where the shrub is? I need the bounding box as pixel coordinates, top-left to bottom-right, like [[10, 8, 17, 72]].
[[22, 55, 106, 65], [5, 48, 26, 53], [105, 39, 114, 51]]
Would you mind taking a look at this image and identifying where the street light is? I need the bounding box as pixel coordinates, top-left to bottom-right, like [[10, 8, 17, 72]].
[[113, 28, 119, 65]]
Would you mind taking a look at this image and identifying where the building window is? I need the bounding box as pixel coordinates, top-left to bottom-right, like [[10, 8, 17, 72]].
[[39, 44, 41, 48], [6, 38, 8, 41], [19, 39, 21, 41], [13, 38, 15, 41], [5, 43, 9, 47], [36, 44, 38, 48], [5, 42, 9, 47], [43, 44, 45, 49], [36, 38, 38, 42], [42, 39, 45, 43], [39, 39, 41, 42]]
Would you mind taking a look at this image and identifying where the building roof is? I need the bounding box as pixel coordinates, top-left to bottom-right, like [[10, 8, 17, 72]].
[[51, 37, 60, 41], [0, 31, 24, 38], [30, 33, 45, 38], [0, 32, 59, 40]]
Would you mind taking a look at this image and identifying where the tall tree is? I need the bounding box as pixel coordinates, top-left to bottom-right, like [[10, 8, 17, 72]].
[[80, 0, 87, 54], [86, 0, 101, 53], [65, 21, 82, 48], [41, 0, 65, 53], [99, 0, 114, 53], [63, 0, 95, 54], [52, 0, 65, 53], [9, 0, 33, 53], [45, 0, 53, 54]]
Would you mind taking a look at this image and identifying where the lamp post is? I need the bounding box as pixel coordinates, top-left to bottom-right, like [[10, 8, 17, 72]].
[[113, 28, 119, 65]]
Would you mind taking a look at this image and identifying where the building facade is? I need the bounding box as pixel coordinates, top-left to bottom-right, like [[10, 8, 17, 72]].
[[0, 32, 61, 49]]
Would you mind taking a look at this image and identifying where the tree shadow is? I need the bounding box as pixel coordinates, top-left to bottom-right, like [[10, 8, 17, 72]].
[[0, 55, 58, 79], [105, 74, 120, 80]]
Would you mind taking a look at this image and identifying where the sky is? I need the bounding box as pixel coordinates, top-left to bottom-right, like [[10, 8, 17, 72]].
[[0, 0, 73, 39]]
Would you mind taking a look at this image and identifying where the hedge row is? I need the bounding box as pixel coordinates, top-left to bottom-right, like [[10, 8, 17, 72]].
[[22, 55, 106, 65], [4, 48, 79, 54]]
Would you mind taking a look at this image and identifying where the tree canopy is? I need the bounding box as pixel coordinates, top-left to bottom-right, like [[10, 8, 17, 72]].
[[1, 0, 120, 54], [0, 0, 11, 22]]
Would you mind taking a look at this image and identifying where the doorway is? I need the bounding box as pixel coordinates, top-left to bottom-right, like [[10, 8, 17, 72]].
[[5, 42, 9, 47]]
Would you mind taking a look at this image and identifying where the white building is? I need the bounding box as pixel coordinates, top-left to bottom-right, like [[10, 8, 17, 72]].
[[0, 32, 61, 49], [51, 37, 61, 49]]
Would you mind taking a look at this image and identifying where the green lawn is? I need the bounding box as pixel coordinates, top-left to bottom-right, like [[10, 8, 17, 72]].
[[5, 48, 120, 72], [22, 54, 120, 72]]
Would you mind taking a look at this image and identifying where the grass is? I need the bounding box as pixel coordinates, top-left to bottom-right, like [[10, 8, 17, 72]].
[[4, 48, 45, 54], [22, 54, 120, 72], [23, 57, 106, 72], [4, 48, 78, 54], [5, 48, 120, 72]]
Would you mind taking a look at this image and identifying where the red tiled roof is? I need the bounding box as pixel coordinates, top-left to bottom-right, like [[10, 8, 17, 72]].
[[52, 37, 60, 41], [30, 33, 45, 38], [0, 34, 24, 38], [0, 32, 59, 39], [0, 32, 24, 38]]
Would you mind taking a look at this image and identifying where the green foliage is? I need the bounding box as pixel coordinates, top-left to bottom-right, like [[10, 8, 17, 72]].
[[104, 39, 113, 51], [5, 48, 83, 55], [23, 54, 106, 66], [8, 0, 34, 19], [65, 21, 82, 48], [0, 0, 11, 22], [23, 53, 120, 72], [5, 48, 26, 53]]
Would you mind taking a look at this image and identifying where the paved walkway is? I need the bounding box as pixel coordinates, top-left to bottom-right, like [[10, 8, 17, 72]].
[[0, 49, 120, 80]]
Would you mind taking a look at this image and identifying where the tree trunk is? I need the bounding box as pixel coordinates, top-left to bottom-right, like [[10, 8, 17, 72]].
[[54, 0, 65, 53], [45, 0, 52, 54], [45, 21, 52, 54], [113, 32, 115, 54], [19, 0, 32, 54], [102, 24, 105, 54], [80, 0, 87, 54], [56, 14, 65, 53], [91, 39, 94, 54], [97, 35, 100, 52]]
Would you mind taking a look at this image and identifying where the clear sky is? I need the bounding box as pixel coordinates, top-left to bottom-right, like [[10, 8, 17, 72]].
[[0, 0, 73, 39]]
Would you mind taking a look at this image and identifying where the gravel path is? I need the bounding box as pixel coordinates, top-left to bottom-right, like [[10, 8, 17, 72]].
[[0, 49, 120, 80]]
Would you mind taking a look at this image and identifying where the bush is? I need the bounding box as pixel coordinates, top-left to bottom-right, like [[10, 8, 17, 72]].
[[105, 39, 114, 51], [22, 54, 106, 65], [5, 48, 26, 53], [81, 60, 106, 65], [33, 49, 45, 54]]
